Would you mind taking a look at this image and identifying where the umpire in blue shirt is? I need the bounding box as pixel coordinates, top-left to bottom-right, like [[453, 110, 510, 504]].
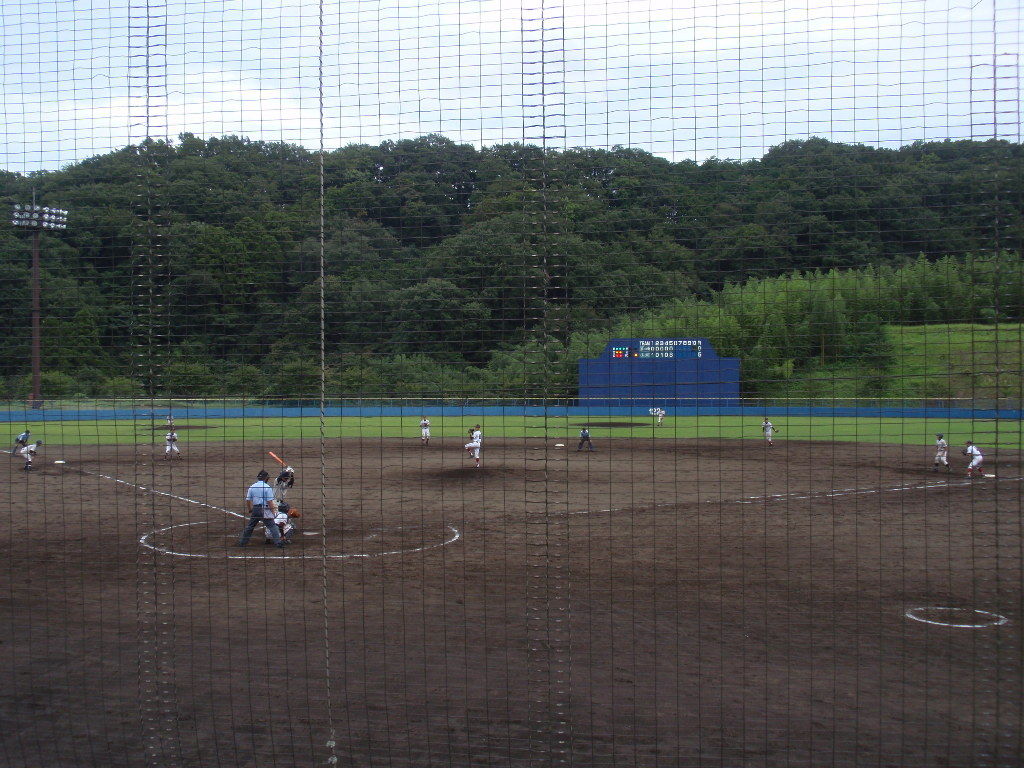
[[576, 427, 595, 451], [237, 470, 286, 547]]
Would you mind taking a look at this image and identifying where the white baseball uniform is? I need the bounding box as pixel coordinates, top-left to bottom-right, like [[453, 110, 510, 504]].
[[19, 442, 40, 469], [164, 431, 180, 456], [934, 438, 949, 466], [420, 419, 431, 441], [465, 429, 482, 462], [762, 420, 776, 443], [965, 444, 983, 474]]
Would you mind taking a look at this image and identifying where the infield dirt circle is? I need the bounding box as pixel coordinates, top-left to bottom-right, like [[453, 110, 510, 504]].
[[5, 436, 1022, 767]]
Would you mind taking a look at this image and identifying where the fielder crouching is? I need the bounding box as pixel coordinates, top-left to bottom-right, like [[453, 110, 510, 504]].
[[264, 500, 301, 544]]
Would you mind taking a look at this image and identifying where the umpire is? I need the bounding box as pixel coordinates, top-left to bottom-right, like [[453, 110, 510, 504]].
[[576, 426, 596, 452], [236, 470, 286, 548]]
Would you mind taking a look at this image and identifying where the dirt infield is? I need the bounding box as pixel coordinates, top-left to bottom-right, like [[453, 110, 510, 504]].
[[3, 437, 1023, 767]]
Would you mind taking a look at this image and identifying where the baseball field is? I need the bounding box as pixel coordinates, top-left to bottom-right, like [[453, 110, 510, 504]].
[[4, 416, 1022, 767]]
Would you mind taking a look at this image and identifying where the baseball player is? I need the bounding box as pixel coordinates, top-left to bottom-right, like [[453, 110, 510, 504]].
[[164, 430, 181, 459], [274, 466, 295, 501], [576, 427, 595, 452], [648, 407, 666, 426], [464, 424, 482, 468], [963, 440, 984, 478], [237, 470, 286, 547], [762, 418, 778, 446], [420, 417, 431, 445], [264, 500, 301, 543], [13, 429, 31, 455], [19, 439, 42, 471], [933, 433, 950, 471]]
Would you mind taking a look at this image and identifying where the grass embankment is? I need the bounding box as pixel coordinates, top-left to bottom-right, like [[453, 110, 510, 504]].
[[9, 414, 1022, 451], [775, 323, 1024, 400]]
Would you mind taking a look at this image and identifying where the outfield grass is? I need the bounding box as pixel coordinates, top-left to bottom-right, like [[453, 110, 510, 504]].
[[8, 414, 1022, 450]]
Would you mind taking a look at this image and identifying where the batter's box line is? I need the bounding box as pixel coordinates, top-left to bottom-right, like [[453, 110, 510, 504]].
[[54, 461, 461, 560], [567, 475, 1023, 517]]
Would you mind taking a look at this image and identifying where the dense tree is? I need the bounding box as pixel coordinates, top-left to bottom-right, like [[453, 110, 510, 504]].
[[0, 134, 1020, 397]]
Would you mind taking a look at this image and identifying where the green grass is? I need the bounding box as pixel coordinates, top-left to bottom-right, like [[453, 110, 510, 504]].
[[776, 323, 1024, 400], [886, 323, 1024, 399], [8, 414, 1022, 450]]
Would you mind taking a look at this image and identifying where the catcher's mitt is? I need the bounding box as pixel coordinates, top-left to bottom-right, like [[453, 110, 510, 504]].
[[961, 448, 969, 455], [288, 509, 301, 518]]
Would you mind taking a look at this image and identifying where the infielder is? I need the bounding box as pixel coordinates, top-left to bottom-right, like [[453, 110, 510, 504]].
[[464, 424, 482, 468], [164, 430, 181, 459], [933, 433, 949, 471], [420, 417, 431, 445], [237, 470, 286, 548], [576, 427, 595, 452], [13, 429, 31, 455], [19, 439, 42, 471], [762, 419, 778, 446], [963, 440, 984, 477]]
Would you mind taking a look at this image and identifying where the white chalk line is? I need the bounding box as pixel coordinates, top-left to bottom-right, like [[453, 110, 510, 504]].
[[905, 606, 1010, 628], [567, 475, 1023, 517], [60, 462, 461, 560]]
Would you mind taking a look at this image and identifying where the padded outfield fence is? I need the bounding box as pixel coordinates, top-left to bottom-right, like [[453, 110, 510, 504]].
[[2, 0, 1024, 766]]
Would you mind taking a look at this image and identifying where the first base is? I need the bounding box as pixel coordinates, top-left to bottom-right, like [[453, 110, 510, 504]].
[[554, 443, 565, 448]]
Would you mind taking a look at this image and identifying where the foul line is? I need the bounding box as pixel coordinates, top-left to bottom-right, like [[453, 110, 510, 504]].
[[567, 475, 1022, 517]]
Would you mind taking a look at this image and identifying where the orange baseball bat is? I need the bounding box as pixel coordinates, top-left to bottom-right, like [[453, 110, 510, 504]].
[[268, 451, 286, 467]]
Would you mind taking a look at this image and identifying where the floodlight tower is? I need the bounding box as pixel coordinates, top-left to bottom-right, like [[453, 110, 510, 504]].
[[10, 202, 69, 409]]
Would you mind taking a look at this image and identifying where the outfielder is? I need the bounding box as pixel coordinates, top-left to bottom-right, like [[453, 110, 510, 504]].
[[649, 407, 666, 426], [963, 440, 984, 477], [464, 425, 482, 468], [762, 419, 778, 446], [19, 439, 42, 471], [164, 430, 181, 459], [933, 433, 949, 471], [420, 417, 431, 445]]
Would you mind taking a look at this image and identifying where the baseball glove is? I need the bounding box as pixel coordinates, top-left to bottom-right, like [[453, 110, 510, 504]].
[[961, 448, 969, 455]]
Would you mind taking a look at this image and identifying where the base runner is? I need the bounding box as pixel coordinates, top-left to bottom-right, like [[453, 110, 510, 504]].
[[933, 433, 949, 471]]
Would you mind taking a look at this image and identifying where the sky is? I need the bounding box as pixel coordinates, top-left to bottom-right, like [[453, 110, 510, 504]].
[[1, 0, 1021, 173]]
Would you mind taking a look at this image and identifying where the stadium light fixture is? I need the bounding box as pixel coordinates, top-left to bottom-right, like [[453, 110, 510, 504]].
[[10, 201, 71, 409]]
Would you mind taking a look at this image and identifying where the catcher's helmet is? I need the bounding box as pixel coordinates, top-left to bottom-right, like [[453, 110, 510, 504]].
[[936, 433, 943, 439], [37, 439, 43, 445], [256, 470, 270, 481]]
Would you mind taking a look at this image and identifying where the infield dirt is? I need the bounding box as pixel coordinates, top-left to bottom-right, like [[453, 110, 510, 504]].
[[3, 436, 1022, 767]]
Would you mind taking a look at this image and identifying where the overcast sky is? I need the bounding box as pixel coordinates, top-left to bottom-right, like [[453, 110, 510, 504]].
[[1, 0, 1021, 173]]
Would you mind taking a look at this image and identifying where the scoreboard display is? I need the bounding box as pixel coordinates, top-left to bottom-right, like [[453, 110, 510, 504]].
[[611, 339, 703, 360], [580, 336, 740, 407]]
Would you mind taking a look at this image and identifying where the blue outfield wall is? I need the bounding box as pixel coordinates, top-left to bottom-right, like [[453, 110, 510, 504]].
[[0, 403, 1021, 422]]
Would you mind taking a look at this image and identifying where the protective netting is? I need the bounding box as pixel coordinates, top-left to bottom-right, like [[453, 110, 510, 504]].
[[2, 1, 1023, 766]]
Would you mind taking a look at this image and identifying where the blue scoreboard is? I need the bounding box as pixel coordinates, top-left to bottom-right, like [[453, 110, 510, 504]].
[[578, 337, 740, 408]]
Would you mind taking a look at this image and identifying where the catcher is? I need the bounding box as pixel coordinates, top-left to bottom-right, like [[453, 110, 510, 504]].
[[264, 500, 301, 543]]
